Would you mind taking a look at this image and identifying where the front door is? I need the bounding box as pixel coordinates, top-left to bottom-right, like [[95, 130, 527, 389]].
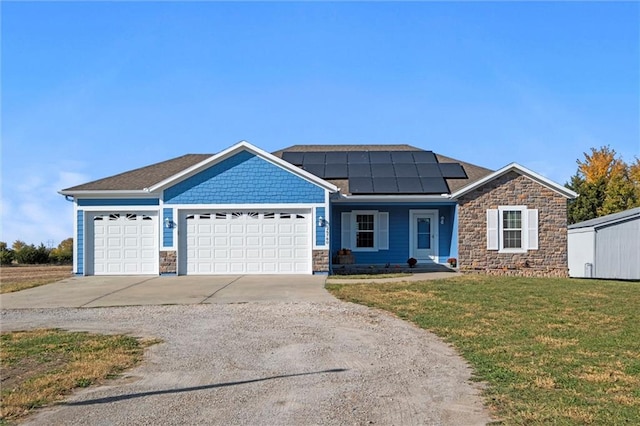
[[410, 210, 438, 262]]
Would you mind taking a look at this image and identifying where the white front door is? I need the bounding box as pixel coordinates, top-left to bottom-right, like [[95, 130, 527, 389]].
[[409, 210, 438, 262]]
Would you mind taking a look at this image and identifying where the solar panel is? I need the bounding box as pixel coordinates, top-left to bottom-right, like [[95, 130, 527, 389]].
[[412, 151, 437, 163], [303, 163, 325, 177], [348, 163, 372, 177], [325, 151, 348, 165], [369, 151, 391, 164], [281, 152, 304, 166], [349, 177, 374, 193], [372, 177, 399, 193], [371, 163, 395, 177], [439, 163, 468, 179], [390, 151, 414, 163], [396, 177, 423, 193], [420, 177, 449, 194], [348, 151, 370, 164], [416, 164, 442, 177], [303, 152, 325, 165], [324, 163, 348, 178], [394, 163, 419, 177]]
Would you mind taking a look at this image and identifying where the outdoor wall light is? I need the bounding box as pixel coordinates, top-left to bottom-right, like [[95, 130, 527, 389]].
[[440, 216, 445, 225], [164, 217, 172, 229], [317, 216, 326, 227]]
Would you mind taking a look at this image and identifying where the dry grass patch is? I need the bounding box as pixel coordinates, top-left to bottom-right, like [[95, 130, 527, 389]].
[[0, 265, 72, 293], [1, 329, 160, 422], [327, 276, 640, 425]]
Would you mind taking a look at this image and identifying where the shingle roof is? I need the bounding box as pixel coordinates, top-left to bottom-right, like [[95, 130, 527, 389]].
[[435, 153, 493, 193], [62, 154, 212, 192], [568, 207, 640, 230], [62, 144, 494, 194]]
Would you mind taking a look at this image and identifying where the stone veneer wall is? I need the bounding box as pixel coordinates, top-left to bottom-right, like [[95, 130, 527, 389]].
[[457, 171, 569, 277], [160, 251, 177, 274], [313, 250, 329, 273]]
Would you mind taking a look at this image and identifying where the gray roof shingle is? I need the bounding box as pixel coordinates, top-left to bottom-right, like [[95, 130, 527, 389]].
[[62, 144, 494, 195], [62, 154, 212, 192]]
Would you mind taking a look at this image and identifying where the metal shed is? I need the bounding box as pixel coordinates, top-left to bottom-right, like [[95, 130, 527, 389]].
[[568, 207, 640, 280]]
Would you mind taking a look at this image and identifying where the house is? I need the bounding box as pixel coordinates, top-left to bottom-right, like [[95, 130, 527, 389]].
[[60, 141, 577, 277], [568, 207, 640, 280]]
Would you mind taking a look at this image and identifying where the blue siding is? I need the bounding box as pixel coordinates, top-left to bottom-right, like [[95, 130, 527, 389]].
[[332, 203, 456, 264], [163, 208, 174, 247], [315, 207, 326, 246], [77, 198, 159, 206], [164, 151, 325, 204], [76, 210, 84, 275], [450, 205, 459, 259]]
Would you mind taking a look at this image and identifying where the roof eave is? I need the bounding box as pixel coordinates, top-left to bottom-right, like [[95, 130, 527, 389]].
[[332, 194, 452, 203], [450, 163, 578, 200], [58, 189, 155, 197]]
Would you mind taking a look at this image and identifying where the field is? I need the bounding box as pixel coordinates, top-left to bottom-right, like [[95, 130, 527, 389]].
[[0, 265, 73, 293], [327, 275, 640, 425]]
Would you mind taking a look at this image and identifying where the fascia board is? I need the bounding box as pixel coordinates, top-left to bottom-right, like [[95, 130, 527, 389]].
[[450, 163, 578, 200], [333, 194, 452, 203], [147, 140, 338, 193], [58, 190, 154, 197]]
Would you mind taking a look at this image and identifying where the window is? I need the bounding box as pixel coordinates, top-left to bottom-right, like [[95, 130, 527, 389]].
[[502, 210, 522, 249], [487, 206, 538, 252], [356, 214, 375, 248], [341, 211, 389, 252]]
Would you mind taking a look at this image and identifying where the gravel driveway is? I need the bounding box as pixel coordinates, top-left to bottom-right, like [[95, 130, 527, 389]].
[[2, 301, 491, 425]]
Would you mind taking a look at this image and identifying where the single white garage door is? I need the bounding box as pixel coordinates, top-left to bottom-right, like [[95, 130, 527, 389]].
[[88, 213, 158, 275], [181, 211, 311, 274]]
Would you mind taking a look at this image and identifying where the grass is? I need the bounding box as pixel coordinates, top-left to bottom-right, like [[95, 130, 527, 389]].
[[326, 275, 640, 425], [0, 329, 160, 423], [0, 265, 72, 293], [326, 273, 412, 280]]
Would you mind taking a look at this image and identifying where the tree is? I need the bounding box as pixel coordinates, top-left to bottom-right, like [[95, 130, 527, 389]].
[[50, 238, 73, 264], [0, 241, 15, 266], [567, 146, 640, 224], [12, 240, 27, 251], [14, 243, 51, 264]]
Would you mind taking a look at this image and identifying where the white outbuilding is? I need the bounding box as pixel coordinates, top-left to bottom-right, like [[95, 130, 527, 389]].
[[568, 207, 640, 280]]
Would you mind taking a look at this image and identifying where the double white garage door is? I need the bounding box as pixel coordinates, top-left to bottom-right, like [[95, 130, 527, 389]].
[[87, 210, 312, 275], [180, 211, 311, 274]]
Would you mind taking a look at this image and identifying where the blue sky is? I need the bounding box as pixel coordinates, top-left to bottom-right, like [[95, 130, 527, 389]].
[[2, 1, 639, 246]]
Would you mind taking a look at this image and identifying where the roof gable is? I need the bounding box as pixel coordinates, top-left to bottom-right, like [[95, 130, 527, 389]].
[[149, 141, 337, 193], [450, 163, 578, 200], [60, 141, 337, 195], [163, 150, 328, 205]]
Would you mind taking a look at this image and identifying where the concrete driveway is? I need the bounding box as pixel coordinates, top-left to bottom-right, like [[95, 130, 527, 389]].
[[0, 274, 332, 309]]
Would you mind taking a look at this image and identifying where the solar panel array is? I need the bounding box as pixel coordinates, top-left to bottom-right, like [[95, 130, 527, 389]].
[[281, 151, 468, 194]]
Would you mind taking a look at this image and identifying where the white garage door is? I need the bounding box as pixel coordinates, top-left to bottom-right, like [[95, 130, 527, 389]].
[[89, 213, 158, 275], [181, 211, 311, 274]]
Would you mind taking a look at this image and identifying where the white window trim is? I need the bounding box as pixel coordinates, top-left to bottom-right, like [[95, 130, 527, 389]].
[[341, 210, 389, 252], [498, 205, 527, 253], [352, 210, 378, 252]]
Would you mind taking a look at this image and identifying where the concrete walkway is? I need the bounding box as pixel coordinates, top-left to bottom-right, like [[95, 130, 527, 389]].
[[0, 274, 331, 309]]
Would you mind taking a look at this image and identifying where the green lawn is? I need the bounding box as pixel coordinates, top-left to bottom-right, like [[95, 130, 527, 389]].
[[326, 275, 640, 425]]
